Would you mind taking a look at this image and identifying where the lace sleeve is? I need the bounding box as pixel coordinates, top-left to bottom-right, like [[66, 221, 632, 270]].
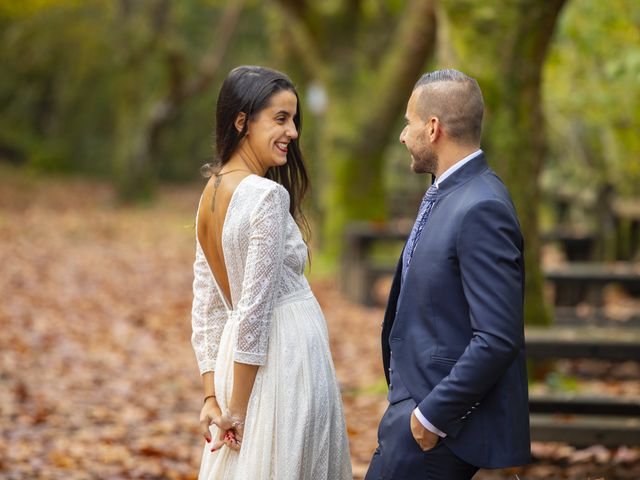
[[191, 242, 228, 375], [233, 184, 289, 365]]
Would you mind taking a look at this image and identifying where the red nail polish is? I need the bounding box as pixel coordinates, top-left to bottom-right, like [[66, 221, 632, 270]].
[[206, 437, 210, 443]]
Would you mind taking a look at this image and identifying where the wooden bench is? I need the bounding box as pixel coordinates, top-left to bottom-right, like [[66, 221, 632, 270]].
[[529, 394, 640, 446], [542, 228, 596, 261], [341, 221, 640, 310], [341, 222, 407, 306], [340, 223, 640, 446], [525, 326, 640, 361], [526, 326, 640, 446], [529, 414, 640, 447], [553, 306, 640, 328], [613, 198, 640, 261], [529, 393, 640, 416], [544, 262, 640, 306], [545, 190, 640, 261]]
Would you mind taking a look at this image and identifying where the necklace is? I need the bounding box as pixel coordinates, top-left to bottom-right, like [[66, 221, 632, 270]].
[[211, 168, 253, 212]]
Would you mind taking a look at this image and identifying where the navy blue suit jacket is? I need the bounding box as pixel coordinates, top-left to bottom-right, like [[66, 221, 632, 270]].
[[381, 153, 531, 468]]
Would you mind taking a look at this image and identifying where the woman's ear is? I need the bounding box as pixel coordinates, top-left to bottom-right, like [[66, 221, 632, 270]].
[[235, 112, 247, 134]]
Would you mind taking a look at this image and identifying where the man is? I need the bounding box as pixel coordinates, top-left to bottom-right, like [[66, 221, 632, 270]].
[[365, 69, 530, 480]]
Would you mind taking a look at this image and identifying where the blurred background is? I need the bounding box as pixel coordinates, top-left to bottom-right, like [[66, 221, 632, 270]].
[[1, 0, 639, 478]]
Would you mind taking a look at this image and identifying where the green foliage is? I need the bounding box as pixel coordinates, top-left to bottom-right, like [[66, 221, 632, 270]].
[[0, 0, 81, 19], [1, 0, 638, 255], [440, 0, 569, 326], [267, 0, 437, 256], [0, 0, 270, 190], [543, 0, 640, 200], [545, 371, 580, 393], [350, 377, 389, 396]]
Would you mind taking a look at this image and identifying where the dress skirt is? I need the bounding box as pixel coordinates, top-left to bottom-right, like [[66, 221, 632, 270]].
[[198, 287, 352, 480]]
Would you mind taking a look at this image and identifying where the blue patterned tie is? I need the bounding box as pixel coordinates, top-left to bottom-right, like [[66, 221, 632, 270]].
[[402, 184, 438, 283]]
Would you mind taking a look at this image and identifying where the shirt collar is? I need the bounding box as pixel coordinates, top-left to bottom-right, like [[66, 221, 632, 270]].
[[434, 149, 483, 188]]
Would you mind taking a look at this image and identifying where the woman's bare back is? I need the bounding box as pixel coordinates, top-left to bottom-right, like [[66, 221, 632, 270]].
[[197, 172, 253, 309]]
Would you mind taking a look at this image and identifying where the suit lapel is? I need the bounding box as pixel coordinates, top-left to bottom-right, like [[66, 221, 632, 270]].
[[389, 155, 490, 335], [381, 253, 403, 384]]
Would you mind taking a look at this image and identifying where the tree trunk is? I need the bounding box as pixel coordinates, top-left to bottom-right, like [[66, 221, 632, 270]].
[[113, 0, 244, 202], [272, 0, 437, 256], [441, 0, 568, 325]]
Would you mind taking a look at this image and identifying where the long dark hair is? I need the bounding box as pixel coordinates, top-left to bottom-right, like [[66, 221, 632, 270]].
[[204, 65, 310, 243]]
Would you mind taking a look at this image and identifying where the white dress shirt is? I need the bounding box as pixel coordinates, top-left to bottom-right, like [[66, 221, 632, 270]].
[[411, 148, 483, 438], [435, 149, 483, 187]]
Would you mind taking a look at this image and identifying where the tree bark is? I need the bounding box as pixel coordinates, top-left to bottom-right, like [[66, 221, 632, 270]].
[[442, 0, 568, 325], [114, 0, 244, 201], [272, 0, 437, 255]]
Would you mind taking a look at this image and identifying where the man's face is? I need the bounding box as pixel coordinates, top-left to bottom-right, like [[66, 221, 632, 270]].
[[399, 88, 438, 175]]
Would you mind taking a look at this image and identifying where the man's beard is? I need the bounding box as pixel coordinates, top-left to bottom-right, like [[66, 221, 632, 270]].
[[410, 143, 438, 175]]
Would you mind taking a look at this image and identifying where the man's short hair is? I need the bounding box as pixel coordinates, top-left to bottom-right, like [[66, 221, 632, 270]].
[[413, 69, 484, 146]]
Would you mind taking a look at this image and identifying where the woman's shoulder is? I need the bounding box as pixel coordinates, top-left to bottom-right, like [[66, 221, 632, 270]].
[[244, 174, 284, 191], [243, 175, 289, 204], [228, 175, 290, 222]]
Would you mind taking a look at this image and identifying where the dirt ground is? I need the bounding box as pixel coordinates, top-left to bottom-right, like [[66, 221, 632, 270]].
[[0, 174, 638, 479]]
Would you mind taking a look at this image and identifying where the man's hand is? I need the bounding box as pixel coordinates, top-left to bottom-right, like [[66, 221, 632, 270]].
[[410, 411, 440, 451]]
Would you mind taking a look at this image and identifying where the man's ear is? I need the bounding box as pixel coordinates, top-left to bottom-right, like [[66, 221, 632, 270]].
[[428, 119, 434, 137], [427, 117, 440, 142], [235, 112, 247, 134]]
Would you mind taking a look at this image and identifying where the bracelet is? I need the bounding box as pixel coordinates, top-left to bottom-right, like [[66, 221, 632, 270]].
[[226, 412, 245, 429], [231, 419, 245, 429], [203, 394, 216, 404]]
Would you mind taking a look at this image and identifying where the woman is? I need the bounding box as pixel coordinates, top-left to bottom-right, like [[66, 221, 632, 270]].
[[190, 66, 352, 479]]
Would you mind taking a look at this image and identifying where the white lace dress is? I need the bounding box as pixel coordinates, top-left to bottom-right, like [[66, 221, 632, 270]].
[[191, 174, 352, 480]]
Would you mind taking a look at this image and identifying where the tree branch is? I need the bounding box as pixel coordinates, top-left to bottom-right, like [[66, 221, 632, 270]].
[[272, 0, 327, 80], [273, 0, 321, 44], [358, 0, 437, 153], [508, 0, 567, 82], [183, 0, 246, 99], [502, 0, 568, 170], [139, 0, 245, 167]]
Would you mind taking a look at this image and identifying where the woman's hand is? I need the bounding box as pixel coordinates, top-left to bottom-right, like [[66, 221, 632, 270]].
[[217, 411, 245, 451], [200, 398, 245, 452], [199, 396, 222, 445]]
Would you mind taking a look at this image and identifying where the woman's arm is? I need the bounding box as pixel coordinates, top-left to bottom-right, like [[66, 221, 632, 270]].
[[226, 183, 289, 430], [199, 371, 222, 443], [191, 230, 228, 443], [228, 363, 259, 418]]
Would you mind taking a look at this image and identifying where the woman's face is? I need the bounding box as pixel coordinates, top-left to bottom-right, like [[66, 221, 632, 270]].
[[243, 89, 299, 171]]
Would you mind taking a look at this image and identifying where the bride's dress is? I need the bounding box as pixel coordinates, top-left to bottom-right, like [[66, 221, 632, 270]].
[[191, 174, 352, 480]]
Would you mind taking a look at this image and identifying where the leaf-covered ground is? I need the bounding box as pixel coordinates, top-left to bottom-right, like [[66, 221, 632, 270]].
[[1, 173, 638, 479]]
